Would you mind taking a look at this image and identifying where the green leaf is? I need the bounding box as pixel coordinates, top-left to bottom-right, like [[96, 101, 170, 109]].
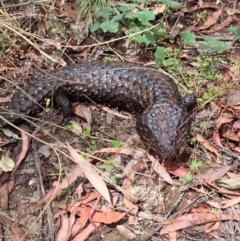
[[104, 156, 115, 172], [180, 174, 192, 185], [111, 140, 122, 148], [105, 56, 116, 62], [154, 46, 166, 67], [143, 31, 157, 44], [111, 13, 124, 22], [133, 0, 148, 3], [181, 31, 196, 45], [94, 7, 115, 19], [125, 10, 155, 25], [83, 127, 91, 135], [128, 25, 141, 33], [117, 3, 138, 12], [156, 28, 168, 39], [188, 137, 196, 145], [101, 21, 119, 33], [161, 0, 182, 8], [110, 175, 117, 184], [97, 133, 103, 140], [211, 209, 219, 215], [163, 58, 179, 66], [45, 98, 51, 108], [90, 21, 101, 32], [199, 121, 206, 128], [128, 26, 148, 44], [199, 36, 228, 53], [202, 91, 214, 101], [190, 160, 203, 171], [228, 26, 240, 39], [129, 26, 166, 45], [132, 34, 150, 44]]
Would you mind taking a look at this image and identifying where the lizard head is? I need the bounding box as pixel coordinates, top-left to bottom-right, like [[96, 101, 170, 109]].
[[136, 101, 192, 159]]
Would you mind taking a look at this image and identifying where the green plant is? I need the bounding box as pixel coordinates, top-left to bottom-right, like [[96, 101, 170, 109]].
[[180, 30, 228, 54], [199, 36, 228, 53], [0, 30, 9, 60], [197, 87, 222, 103], [83, 127, 91, 135], [59, 25, 67, 39], [196, 10, 207, 22], [45, 98, 51, 108], [190, 160, 203, 171], [53, 49, 63, 58], [49, 18, 67, 40], [180, 174, 192, 185], [86, 139, 97, 153], [83, 132, 103, 154], [181, 30, 196, 45], [104, 56, 116, 62], [97, 133, 103, 140], [155, 46, 166, 67], [66, 121, 83, 135], [228, 57, 240, 65], [188, 137, 196, 145], [64, 184, 74, 196], [196, 56, 212, 68], [103, 156, 115, 171], [199, 121, 206, 129], [90, 1, 182, 45], [76, 0, 114, 25], [111, 140, 121, 148], [154, 46, 181, 68], [202, 91, 215, 101], [228, 26, 240, 40], [181, 54, 223, 103], [161, 0, 182, 8], [110, 174, 117, 184], [210, 208, 219, 215], [203, 71, 222, 80], [103, 157, 117, 183]]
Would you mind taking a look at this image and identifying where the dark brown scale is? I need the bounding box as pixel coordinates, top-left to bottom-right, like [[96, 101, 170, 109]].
[[0, 62, 196, 158]]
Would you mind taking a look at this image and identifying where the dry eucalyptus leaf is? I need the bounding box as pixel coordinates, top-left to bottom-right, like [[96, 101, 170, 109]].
[[222, 128, 239, 142], [216, 178, 240, 190], [214, 114, 234, 129], [69, 121, 82, 135], [2, 128, 21, 139], [196, 134, 221, 157], [0, 94, 13, 103], [0, 156, 15, 172], [117, 225, 137, 240], [227, 86, 240, 105], [80, 104, 92, 124], [233, 120, 240, 129]]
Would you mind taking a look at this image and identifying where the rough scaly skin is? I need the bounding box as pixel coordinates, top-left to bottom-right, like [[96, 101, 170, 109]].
[[0, 62, 195, 158]]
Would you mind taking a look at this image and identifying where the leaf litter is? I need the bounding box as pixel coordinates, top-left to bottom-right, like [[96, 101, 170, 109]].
[[1, 0, 240, 240]]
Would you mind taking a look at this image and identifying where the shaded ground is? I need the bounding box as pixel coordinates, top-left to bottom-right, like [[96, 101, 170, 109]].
[[1, 0, 240, 240]]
